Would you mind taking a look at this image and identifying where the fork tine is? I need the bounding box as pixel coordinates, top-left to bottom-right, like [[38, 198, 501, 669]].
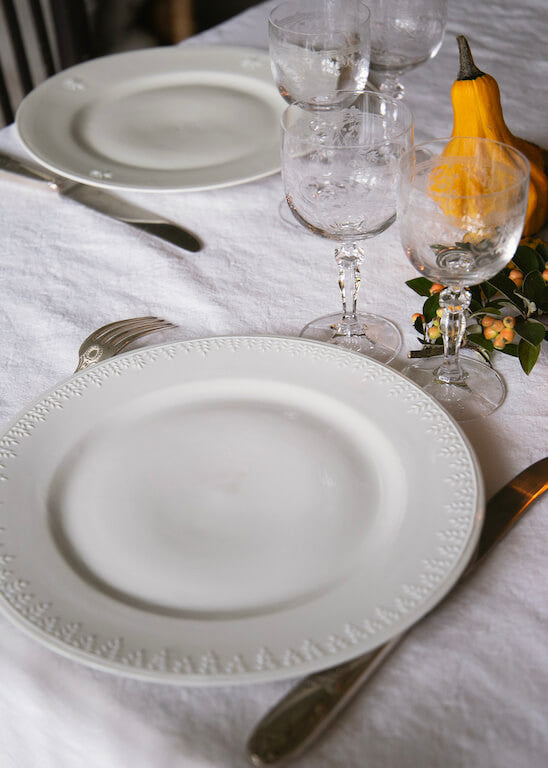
[[108, 324, 176, 355], [79, 316, 159, 351], [93, 316, 164, 344], [98, 317, 171, 346]]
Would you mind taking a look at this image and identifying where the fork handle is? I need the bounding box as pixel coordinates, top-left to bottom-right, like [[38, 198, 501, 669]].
[[75, 345, 106, 372]]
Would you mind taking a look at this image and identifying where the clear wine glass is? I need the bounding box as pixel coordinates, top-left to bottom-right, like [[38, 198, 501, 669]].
[[368, 0, 447, 100], [268, 0, 371, 110], [281, 90, 413, 363], [269, 0, 372, 229], [398, 137, 530, 420]]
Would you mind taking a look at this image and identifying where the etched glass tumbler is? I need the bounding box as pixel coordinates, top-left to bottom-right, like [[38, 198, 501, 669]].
[[268, 0, 371, 111], [281, 91, 413, 363], [398, 137, 530, 420], [368, 0, 447, 99]]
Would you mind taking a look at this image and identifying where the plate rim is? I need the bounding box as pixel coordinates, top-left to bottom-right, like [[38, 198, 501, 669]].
[[14, 45, 285, 193], [0, 336, 484, 685]]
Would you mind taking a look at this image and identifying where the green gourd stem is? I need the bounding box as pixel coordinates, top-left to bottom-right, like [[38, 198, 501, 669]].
[[456, 35, 484, 81]]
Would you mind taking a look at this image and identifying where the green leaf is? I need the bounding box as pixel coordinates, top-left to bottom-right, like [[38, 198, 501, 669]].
[[413, 316, 424, 334], [536, 242, 548, 263], [479, 281, 498, 301], [518, 338, 541, 375], [469, 307, 502, 319], [486, 273, 525, 313], [482, 306, 503, 315], [406, 277, 433, 297], [470, 285, 483, 305], [469, 298, 484, 313], [513, 246, 541, 274], [467, 333, 493, 354], [423, 293, 440, 322], [515, 318, 546, 346], [499, 343, 519, 357], [467, 322, 482, 335], [522, 270, 548, 312]]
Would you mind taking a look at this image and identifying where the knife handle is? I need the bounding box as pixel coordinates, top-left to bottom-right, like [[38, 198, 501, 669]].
[[0, 154, 63, 190], [247, 457, 548, 767], [247, 636, 402, 767]]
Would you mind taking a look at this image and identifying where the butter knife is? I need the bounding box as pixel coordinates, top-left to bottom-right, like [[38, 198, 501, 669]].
[[0, 153, 202, 253], [247, 456, 548, 766]]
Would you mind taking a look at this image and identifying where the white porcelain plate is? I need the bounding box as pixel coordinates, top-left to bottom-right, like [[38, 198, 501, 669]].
[[0, 337, 483, 685], [15, 46, 286, 191]]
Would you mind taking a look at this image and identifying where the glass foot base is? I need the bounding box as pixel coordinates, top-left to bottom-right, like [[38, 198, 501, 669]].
[[300, 313, 402, 364], [401, 356, 506, 421]]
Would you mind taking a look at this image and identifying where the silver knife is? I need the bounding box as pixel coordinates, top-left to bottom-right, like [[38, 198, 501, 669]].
[[247, 456, 548, 766], [0, 153, 202, 253]]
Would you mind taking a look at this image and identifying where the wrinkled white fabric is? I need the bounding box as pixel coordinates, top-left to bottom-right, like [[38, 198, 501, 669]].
[[0, 2, 547, 767]]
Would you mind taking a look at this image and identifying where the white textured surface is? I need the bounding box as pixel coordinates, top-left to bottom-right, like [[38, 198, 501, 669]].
[[0, 0, 547, 765]]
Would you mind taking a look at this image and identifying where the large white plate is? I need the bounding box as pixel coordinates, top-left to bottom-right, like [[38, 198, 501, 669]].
[[0, 337, 483, 685], [15, 46, 286, 192]]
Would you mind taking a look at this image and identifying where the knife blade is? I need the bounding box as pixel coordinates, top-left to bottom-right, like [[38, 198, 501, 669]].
[[247, 457, 548, 767], [0, 152, 202, 253]]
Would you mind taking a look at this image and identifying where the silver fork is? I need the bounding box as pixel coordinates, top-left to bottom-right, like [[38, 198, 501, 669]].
[[75, 316, 176, 372]]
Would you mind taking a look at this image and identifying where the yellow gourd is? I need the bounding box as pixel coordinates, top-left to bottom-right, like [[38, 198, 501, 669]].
[[450, 35, 548, 236]]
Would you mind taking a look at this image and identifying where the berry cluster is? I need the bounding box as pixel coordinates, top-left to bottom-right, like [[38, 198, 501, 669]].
[[481, 315, 516, 350]]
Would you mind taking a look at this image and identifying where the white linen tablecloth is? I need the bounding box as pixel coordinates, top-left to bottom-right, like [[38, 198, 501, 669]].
[[0, 1, 547, 766]]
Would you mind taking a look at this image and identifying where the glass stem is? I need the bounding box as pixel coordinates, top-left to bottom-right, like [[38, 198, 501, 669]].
[[374, 72, 405, 100], [437, 286, 471, 384], [335, 244, 364, 336]]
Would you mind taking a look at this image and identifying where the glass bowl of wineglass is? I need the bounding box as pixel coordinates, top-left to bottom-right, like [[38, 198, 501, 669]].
[[398, 137, 530, 420], [368, 0, 447, 99], [269, 0, 371, 110], [281, 90, 413, 363]]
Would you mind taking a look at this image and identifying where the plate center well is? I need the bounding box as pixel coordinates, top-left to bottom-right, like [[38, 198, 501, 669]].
[[48, 381, 389, 617], [73, 82, 276, 171]]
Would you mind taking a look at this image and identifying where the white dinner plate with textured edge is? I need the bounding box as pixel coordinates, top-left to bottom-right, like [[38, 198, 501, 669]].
[[0, 336, 483, 686], [15, 46, 286, 192]]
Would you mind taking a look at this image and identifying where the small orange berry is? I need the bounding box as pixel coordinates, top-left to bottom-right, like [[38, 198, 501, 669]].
[[428, 326, 441, 341], [411, 313, 424, 323], [493, 335, 506, 350], [481, 316, 494, 328], [429, 283, 444, 295], [502, 316, 515, 329], [500, 328, 515, 343], [542, 269, 548, 282], [491, 319, 504, 333], [508, 269, 523, 287], [484, 327, 498, 341]]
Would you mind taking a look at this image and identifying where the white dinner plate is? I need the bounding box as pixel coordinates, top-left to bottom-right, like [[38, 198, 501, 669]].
[[15, 46, 286, 192], [0, 337, 483, 685]]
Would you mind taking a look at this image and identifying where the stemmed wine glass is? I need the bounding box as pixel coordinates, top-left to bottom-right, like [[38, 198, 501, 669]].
[[398, 137, 530, 420], [269, 0, 371, 227], [281, 90, 413, 363], [367, 0, 447, 100]]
